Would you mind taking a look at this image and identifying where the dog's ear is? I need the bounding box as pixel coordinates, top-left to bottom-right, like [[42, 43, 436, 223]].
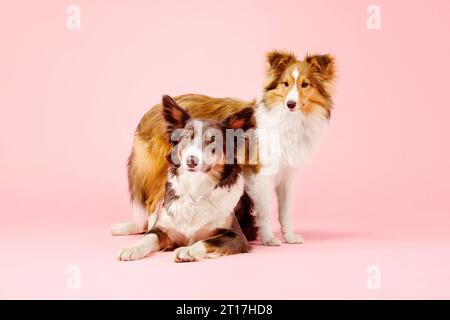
[[305, 54, 336, 83], [266, 50, 297, 71], [305, 54, 336, 102], [162, 95, 190, 136], [222, 107, 255, 131], [265, 50, 297, 91]]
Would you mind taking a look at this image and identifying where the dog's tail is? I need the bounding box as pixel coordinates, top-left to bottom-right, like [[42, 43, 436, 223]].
[[234, 191, 258, 241]]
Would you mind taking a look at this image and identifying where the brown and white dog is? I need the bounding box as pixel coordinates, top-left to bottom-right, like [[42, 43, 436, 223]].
[[246, 51, 336, 245], [111, 50, 335, 250], [117, 95, 257, 262], [111, 95, 259, 239]]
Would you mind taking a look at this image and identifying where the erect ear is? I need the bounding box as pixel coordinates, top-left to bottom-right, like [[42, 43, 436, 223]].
[[266, 50, 297, 70], [305, 54, 336, 82], [162, 95, 190, 134], [222, 107, 255, 131], [265, 50, 297, 91]]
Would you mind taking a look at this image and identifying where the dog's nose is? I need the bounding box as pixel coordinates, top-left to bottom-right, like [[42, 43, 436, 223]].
[[287, 101, 297, 110], [186, 155, 199, 168]]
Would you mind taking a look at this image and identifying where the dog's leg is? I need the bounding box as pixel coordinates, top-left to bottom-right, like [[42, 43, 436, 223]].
[[110, 221, 146, 236], [110, 200, 160, 236], [276, 172, 303, 244], [117, 232, 162, 261], [246, 174, 281, 246], [173, 229, 250, 263]]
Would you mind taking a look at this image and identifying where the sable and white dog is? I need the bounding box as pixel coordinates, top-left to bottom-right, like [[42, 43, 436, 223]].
[[111, 51, 335, 250], [246, 51, 336, 245], [117, 95, 256, 262]]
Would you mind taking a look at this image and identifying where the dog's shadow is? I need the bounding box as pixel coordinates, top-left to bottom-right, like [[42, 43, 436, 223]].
[[252, 229, 373, 246], [298, 229, 372, 242]]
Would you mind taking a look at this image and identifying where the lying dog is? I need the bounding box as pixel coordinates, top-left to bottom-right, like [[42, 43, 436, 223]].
[[117, 95, 256, 262]]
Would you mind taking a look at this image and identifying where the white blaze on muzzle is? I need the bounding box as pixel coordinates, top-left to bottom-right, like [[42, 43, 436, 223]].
[[181, 120, 204, 170], [182, 144, 203, 168], [285, 67, 300, 109]]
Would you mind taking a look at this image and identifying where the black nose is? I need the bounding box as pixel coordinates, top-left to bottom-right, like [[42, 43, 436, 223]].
[[186, 155, 199, 168], [287, 101, 297, 109]]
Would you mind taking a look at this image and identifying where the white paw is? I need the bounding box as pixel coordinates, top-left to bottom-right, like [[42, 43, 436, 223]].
[[261, 236, 282, 246], [173, 245, 205, 263], [117, 245, 148, 261], [284, 233, 304, 244]]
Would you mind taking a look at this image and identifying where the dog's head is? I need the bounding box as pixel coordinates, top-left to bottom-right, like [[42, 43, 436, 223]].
[[262, 50, 336, 118], [162, 95, 254, 179]]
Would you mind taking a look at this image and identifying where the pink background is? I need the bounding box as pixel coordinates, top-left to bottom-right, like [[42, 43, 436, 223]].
[[1, 0, 450, 299]]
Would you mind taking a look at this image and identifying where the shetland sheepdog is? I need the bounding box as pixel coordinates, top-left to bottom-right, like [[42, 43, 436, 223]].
[[117, 95, 256, 262], [246, 51, 336, 245], [112, 50, 336, 248]]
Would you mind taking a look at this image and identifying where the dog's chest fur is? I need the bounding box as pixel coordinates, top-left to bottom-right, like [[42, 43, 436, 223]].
[[255, 101, 328, 173], [157, 172, 244, 245]]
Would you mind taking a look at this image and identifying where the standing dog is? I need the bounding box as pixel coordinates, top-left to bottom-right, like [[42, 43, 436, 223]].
[[246, 51, 336, 245], [111, 51, 335, 247], [117, 96, 256, 262]]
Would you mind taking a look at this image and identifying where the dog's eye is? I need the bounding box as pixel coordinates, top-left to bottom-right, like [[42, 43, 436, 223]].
[[301, 81, 309, 88], [205, 136, 215, 144], [282, 81, 289, 88], [204, 136, 215, 144], [181, 132, 190, 140]]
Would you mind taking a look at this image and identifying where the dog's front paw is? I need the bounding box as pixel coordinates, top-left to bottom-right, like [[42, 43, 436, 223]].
[[261, 236, 282, 246], [173, 244, 206, 263], [117, 245, 147, 261], [284, 233, 304, 244], [173, 247, 196, 263]]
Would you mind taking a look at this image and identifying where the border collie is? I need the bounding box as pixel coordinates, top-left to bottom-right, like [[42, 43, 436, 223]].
[[117, 95, 256, 262]]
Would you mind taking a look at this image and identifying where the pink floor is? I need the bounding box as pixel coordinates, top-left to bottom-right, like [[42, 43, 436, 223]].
[[2, 200, 450, 299]]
